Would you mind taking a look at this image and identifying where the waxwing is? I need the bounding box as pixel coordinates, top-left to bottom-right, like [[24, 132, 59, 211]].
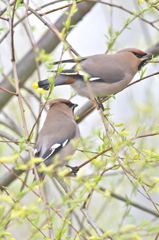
[[34, 98, 80, 179], [35, 48, 152, 99]]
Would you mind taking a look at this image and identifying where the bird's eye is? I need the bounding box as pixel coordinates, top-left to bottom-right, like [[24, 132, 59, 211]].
[[68, 103, 73, 108], [63, 102, 73, 108], [133, 52, 146, 58]]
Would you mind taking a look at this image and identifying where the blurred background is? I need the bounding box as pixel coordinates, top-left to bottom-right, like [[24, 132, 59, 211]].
[[0, 0, 159, 239]]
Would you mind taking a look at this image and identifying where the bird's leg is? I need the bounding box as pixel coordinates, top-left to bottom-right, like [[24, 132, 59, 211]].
[[33, 171, 45, 181], [65, 164, 79, 176], [96, 97, 104, 111]]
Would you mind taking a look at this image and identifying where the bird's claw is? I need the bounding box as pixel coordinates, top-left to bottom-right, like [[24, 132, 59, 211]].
[[97, 102, 104, 111], [65, 164, 79, 176]]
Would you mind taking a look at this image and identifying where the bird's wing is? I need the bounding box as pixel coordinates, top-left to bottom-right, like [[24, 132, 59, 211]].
[[37, 54, 125, 87], [34, 120, 78, 165], [34, 139, 70, 164], [79, 55, 125, 84], [55, 56, 125, 84]]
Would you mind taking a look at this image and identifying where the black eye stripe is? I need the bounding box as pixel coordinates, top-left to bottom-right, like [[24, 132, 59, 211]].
[[132, 52, 146, 58], [62, 102, 75, 108], [63, 102, 73, 108]]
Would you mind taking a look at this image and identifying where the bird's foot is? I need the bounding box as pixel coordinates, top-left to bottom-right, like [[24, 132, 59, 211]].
[[33, 172, 45, 181], [95, 97, 104, 111], [97, 102, 104, 111], [65, 164, 79, 176]]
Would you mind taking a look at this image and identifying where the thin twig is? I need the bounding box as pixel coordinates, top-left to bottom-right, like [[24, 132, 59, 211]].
[[0, 16, 9, 21], [55, 176, 107, 238], [0, 86, 18, 96], [2, 187, 48, 238], [0, 164, 84, 238], [0, 130, 19, 144], [76, 70, 159, 124], [65, 147, 112, 177], [27, 5, 80, 57]]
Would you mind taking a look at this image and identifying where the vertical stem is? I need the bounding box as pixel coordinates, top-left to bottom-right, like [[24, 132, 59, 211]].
[[5, 1, 55, 238]]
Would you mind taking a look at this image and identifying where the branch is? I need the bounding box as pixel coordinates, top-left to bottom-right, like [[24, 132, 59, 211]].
[[55, 176, 107, 238], [0, 1, 96, 111], [0, 114, 22, 137], [0, 165, 85, 238], [0, 130, 19, 143], [0, 160, 28, 191], [1, 66, 158, 189], [0, 86, 18, 96], [100, 187, 159, 218], [76, 69, 159, 124], [65, 147, 112, 177], [28, 5, 79, 57]]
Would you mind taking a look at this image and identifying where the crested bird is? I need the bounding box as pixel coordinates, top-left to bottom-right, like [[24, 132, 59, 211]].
[[34, 48, 152, 101], [33, 98, 80, 179]]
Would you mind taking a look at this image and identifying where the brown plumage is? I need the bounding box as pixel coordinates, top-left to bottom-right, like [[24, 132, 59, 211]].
[[34, 98, 80, 179], [37, 48, 152, 99]]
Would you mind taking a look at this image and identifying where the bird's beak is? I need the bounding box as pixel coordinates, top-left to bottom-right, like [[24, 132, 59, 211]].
[[141, 53, 153, 61], [72, 103, 78, 110], [138, 53, 153, 71]]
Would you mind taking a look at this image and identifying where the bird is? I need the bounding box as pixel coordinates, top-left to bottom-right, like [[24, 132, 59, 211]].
[[33, 48, 152, 101], [33, 98, 80, 179]]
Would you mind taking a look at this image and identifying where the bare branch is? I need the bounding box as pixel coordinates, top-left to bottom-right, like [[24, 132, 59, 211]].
[[0, 130, 19, 143], [0, 1, 96, 111], [0, 86, 18, 96], [55, 176, 106, 238], [100, 187, 159, 218]]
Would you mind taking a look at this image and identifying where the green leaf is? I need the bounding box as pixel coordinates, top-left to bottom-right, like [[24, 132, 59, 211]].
[[139, 67, 147, 79], [120, 130, 130, 135], [36, 49, 53, 62], [70, 1, 77, 14], [0, 28, 8, 33], [0, 153, 19, 163], [115, 122, 124, 127]]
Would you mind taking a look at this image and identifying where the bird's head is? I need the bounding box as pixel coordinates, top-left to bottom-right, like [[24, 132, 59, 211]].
[[118, 48, 152, 70], [46, 98, 78, 112]]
